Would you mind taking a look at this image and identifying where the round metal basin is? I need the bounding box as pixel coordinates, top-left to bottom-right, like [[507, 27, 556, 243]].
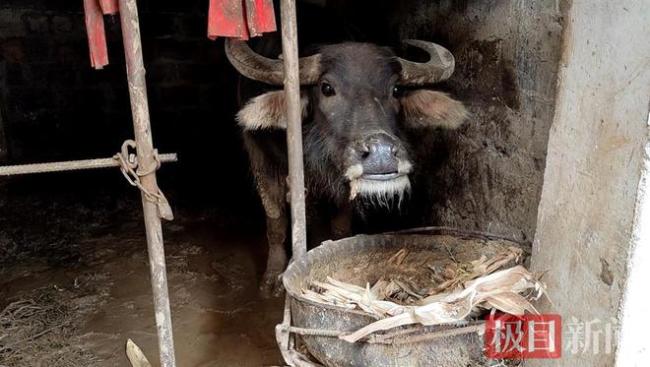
[[282, 228, 529, 367]]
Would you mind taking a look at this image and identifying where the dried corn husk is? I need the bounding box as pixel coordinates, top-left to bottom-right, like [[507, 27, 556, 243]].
[[303, 246, 525, 311], [426, 246, 524, 295], [339, 266, 544, 342], [301, 245, 542, 343], [126, 339, 152, 367]]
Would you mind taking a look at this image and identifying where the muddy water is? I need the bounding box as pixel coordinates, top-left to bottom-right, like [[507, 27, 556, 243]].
[[1, 218, 284, 367]]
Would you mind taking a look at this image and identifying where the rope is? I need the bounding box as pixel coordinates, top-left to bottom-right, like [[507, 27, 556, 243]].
[[114, 140, 174, 220], [282, 322, 484, 345]]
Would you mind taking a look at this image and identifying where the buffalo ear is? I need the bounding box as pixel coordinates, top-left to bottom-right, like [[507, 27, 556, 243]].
[[400, 90, 468, 129], [236, 91, 309, 130]]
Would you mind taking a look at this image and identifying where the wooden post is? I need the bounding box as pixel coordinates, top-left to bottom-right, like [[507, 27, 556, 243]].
[[279, 0, 308, 259], [0, 95, 7, 205], [0, 107, 6, 163], [0, 64, 7, 163], [118, 1, 177, 366]]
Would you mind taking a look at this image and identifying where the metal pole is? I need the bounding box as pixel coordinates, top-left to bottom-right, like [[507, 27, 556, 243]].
[[0, 154, 177, 176], [118, 1, 177, 366], [279, 0, 308, 259]]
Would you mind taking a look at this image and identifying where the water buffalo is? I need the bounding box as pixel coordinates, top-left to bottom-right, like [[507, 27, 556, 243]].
[[226, 39, 467, 295]]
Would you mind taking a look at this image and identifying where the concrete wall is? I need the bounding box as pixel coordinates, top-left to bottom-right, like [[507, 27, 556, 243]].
[[391, 0, 563, 240], [530, 1, 650, 366], [617, 122, 650, 366]]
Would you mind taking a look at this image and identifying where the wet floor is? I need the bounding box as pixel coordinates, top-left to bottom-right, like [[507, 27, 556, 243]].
[[1, 213, 285, 367]]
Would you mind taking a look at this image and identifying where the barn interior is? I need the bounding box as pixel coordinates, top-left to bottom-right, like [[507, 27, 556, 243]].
[[0, 0, 570, 366]]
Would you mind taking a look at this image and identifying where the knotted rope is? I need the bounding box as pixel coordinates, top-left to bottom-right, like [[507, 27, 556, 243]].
[[114, 140, 174, 220]]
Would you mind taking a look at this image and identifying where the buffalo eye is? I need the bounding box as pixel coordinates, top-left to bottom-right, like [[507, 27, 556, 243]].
[[321, 82, 336, 97], [392, 86, 403, 98]]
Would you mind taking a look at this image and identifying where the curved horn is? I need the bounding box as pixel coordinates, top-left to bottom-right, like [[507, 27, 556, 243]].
[[397, 39, 455, 85], [225, 39, 322, 85]]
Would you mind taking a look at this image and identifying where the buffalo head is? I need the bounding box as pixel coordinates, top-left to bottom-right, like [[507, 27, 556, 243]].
[[227, 39, 467, 205]]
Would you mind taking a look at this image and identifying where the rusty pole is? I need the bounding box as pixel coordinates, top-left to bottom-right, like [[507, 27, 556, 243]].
[[279, 0, 307, 259], [118, 1, 177, 366]]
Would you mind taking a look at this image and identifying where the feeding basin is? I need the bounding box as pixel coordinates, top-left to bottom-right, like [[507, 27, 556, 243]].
[[280, 227, 532, 367]]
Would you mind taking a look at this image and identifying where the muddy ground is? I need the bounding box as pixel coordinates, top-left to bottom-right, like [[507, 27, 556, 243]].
[[0, 173, 284, 367]]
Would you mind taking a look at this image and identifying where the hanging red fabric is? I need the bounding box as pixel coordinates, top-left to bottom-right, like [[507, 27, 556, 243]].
[[83, 0, 119, 69], [99, 0, 119, 15], [84, 0, 275, 68], [207, 0, 277, 40]]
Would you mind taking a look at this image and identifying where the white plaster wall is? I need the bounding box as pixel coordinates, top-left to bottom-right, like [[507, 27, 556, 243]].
[[530, 1, 650, 366], [616, 112, 650, 366]]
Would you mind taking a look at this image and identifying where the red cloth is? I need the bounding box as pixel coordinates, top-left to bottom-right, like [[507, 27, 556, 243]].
[[84, 0, 276, 69], [83, 0, 119, 69], [208, 0, 277, 40], [83, 0, 110, 69], [99, 0, 119, 15]]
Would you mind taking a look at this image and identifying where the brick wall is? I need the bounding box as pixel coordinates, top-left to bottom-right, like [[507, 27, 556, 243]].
[[0, 0, 259, 214], [0, 0, 240, 160]]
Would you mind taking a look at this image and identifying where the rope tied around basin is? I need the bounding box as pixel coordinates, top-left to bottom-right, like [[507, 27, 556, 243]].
[[114, 139, 174, 220], [280, 322, 486, 345]]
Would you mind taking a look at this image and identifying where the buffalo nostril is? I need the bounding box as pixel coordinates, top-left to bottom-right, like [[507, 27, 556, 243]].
[[359, 144, 371, 160]]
